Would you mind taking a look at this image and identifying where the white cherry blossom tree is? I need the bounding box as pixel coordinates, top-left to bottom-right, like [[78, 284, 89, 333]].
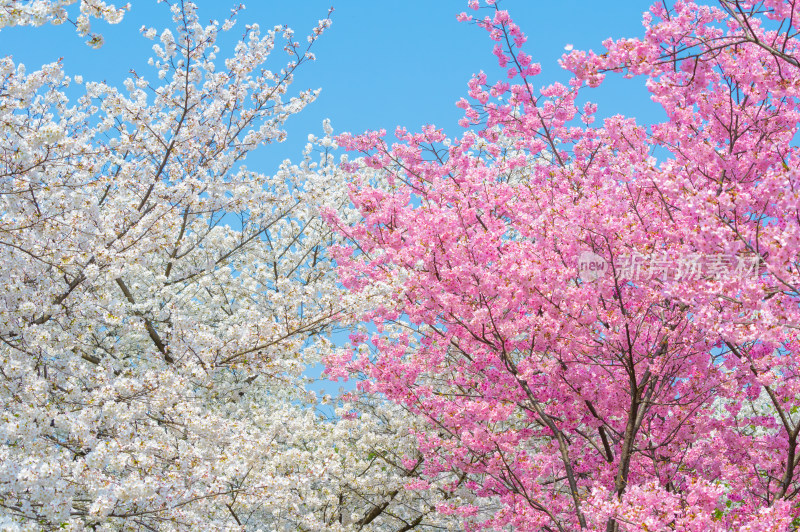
[[0, 2, 471, 530]]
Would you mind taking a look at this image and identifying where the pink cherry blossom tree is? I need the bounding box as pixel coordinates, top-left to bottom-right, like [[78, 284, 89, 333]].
[[327, 1, 800, 529]]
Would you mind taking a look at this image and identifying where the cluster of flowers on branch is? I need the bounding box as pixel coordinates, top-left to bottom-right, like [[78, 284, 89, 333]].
[[1, 0, 129, 47], [0, 2, 471, 530], [326, 0, 800, 530]]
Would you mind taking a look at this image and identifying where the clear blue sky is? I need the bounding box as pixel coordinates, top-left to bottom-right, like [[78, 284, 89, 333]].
[[0, 0, 662, 166]]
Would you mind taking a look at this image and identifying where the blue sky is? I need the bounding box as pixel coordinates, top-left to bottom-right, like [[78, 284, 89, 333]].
[[1, 0, 662, 166]]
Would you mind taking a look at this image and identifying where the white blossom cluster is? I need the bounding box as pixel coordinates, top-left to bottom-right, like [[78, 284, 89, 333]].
[[0, 2, 471, 529], [0, 0, 128, 47]]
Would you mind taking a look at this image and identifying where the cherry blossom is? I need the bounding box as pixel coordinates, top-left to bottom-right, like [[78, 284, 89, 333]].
[[0, 2, 468, 530], [330, 1, 800, 529], [0, 0, 129, 47]]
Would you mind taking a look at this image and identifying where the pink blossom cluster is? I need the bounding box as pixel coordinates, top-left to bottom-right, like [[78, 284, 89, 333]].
[[326, 0, 800, 529]]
